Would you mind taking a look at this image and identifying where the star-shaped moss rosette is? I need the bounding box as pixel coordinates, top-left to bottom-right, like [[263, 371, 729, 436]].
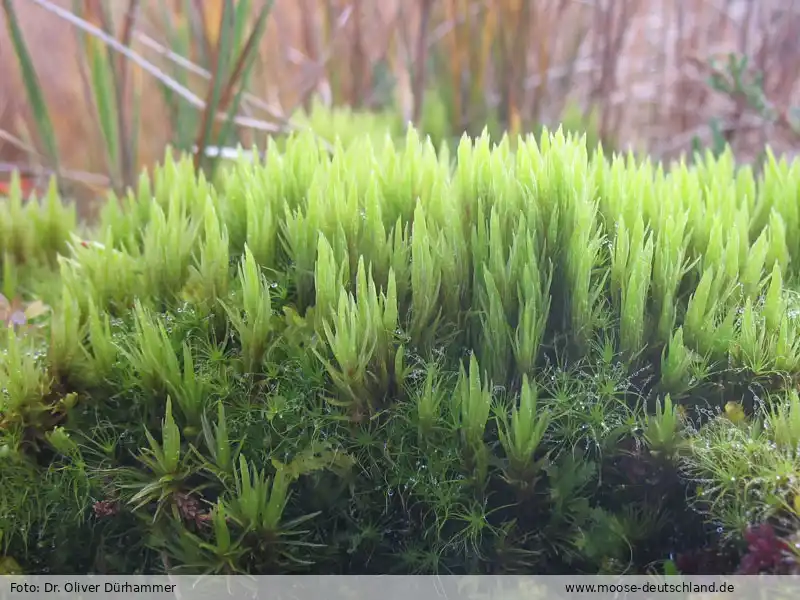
[[0, 293, 50, 329]]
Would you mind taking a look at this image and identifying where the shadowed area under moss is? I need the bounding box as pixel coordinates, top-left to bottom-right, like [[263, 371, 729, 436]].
[[1, 128, 799, 575]]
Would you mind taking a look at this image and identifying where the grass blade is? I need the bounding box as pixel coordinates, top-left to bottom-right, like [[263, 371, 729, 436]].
[[210, 0, 274, 166], [2, 0, 60, 174], [192, 0, 236, 172]]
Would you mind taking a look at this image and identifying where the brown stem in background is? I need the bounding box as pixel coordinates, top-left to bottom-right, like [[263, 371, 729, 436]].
[[116, 0, 140, 189], [507, 0, 530, 137], [322, 0, 339, 104], [530, 0, 569, 124], [193, 1, 272, 171], [739, 0, 755, 59], [673, 0, 687, 135], [362, 1, 404, 109], [412, 0, 435, 126], [442, 0, 463, 131], [588, 0, 602, 109], [767, 11, 798, 103], [350, 0, 365, 107], [289, 5, 355, 113], [607, 0, 638, 141], [493, 0, 512, 129], [723, 0, 758, 152], [298, 0, 321, 111], [696, 3, 731, 131], [192, 0, 227, 171], [595, 0, 636, 144], [192, 0, 216, 69]]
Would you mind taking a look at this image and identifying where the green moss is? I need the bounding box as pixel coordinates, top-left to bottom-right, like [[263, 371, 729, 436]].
[[1, 127, 799, 574]]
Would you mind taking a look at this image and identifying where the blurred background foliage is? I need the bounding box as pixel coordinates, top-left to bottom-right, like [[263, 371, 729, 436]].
[[1, 0, 800, 219]]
